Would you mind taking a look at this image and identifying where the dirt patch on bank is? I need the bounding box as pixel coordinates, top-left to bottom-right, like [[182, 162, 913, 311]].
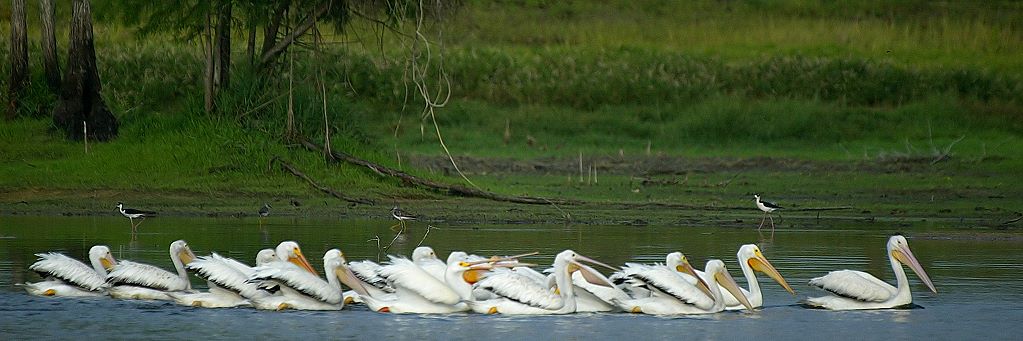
[[407, 154, 960, 176]]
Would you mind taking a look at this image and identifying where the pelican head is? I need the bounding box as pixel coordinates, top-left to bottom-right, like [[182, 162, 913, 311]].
[[450, 251, 522, 284], [705, 259, 755, 312], [666, 252, 715, 298], [255, 249, 277, 266], [170, 240, 197, 265], [447, 251, 469, 264], [328, 249, 369, 295], [323, 249, 344, 272], [412, 246, 438, 262], [888, 235, 937, 293], [275, 241, 318, 276], [88, 245, 117, 274], [554, 250, 619, 288], [738, 244, 795, 295]]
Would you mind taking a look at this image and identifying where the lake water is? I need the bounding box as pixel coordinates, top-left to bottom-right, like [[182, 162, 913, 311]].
[[1, 216, 1021, 339]]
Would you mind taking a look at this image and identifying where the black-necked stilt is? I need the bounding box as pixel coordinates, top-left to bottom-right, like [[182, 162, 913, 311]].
[[390, 206, 416, 232], [116, 202, 155, 234], [258, 203, 271, 226], [754, 194, 782, 232]]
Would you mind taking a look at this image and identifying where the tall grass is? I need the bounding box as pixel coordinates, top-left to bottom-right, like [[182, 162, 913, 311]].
[[1, 0, 1021, 196], [451, 0, 1023, 74], [438, 48, 1023, 109]]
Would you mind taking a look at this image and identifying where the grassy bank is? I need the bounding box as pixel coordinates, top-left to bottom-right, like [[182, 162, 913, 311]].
[[1, 1, 1021, 226]]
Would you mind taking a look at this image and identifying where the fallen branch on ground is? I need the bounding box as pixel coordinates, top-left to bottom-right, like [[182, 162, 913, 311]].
[[301, 139, 578, 205], [270, 156, 374, 205]]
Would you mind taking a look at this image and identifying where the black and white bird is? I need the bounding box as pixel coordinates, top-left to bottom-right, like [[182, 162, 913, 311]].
[[259, 203, 271, 217], [390, 206, 416, 230], [754, 194, 782, 232], [116, 202, 156, 233]]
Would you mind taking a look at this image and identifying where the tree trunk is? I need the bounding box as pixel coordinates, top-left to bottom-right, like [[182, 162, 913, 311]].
[[215, 2, 231, 88], [52, 0, 118, 141], [258, 1, 331, 70], [7, 0, 29, 120], [203, 11, 215, 114], [261, 1, 289, 59], [40, 0, 62, 92], [246, 21, 256, 66]]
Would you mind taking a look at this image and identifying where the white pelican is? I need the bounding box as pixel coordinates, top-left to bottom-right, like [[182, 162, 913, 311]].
[[605, 252, 700, 299], [357, 253, 502, 313], [169, 249, 278, 308], [22, 245, 117, 297], [106, 240, 197, 300], [620, 259, 753, 315], [413, 246, 447, 281], [344, 259, 395, 303], [470, 250, 618, 315], [803, 235, 937, 310], [249, 248, 360, 311], [715, 244, 795, 310]]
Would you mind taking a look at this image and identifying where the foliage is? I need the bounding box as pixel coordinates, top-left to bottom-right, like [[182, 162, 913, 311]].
[[0, 0, 1020, 203]]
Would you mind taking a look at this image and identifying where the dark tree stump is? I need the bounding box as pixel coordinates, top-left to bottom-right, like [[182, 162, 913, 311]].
[[52, 0, 118, 141]]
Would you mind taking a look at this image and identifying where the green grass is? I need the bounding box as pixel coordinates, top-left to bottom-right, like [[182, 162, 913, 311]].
[[446, 0, 1023, 75], [1, 1, 1021, 225]]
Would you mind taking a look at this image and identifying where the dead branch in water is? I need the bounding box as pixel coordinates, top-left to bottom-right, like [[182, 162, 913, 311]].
[[301, 139, 578, 205], [271, 156, 374, 205]]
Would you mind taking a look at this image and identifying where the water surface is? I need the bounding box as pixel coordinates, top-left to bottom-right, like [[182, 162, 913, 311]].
[[1, 216, 1020, 339]]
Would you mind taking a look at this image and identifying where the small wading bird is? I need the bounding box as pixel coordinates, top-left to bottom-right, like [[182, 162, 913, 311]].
[[258, 203, 271, 226], [802, 234, 937, 310], [754, 194, 782, 232], [117, 202, 156, 234], [390, 206, 416, 232]]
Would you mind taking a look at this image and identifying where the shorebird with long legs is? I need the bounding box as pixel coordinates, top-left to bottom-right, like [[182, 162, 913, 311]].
[[258, 203, 271, 226], [390, 206, 416, 232], [116, 202, 156, 234], [754, 195, 782, 232]]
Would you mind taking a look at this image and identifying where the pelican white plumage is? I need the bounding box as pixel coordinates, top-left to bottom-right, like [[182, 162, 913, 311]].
[[358, 252, 506, 314], [106, 240, 197, 300], [803, 235, 937, 310], [343, 259, 395, 303], [716, 244, 795, 310], [169, 249, 278, 308], [606, 252, 703, 299], [621, 259, 754, 315], [470, 250, 618, 315], [249, 248, 358, 311], [571, 252, 695, 312], [22, 245, 117, 297], [413, 246, 447, 281]]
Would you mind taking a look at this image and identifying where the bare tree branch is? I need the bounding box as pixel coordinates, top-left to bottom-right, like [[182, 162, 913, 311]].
[[259, 0, 332, 69]]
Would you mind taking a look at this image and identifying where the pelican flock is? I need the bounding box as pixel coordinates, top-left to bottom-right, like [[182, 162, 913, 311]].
[[22, 234, 937, 316]]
